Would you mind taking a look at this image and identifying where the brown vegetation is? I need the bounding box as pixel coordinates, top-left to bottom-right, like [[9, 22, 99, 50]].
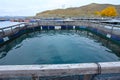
[[36, 3, 120, 17]]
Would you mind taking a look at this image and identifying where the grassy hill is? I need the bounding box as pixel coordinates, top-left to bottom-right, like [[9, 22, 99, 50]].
[[36, 3, 120, 17]]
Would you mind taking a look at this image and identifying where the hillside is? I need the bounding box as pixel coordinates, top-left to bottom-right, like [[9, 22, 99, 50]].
[[36, 3, 120, 17]]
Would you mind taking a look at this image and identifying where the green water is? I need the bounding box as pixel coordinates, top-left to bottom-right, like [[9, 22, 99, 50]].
[[0, 30, 120, 65]]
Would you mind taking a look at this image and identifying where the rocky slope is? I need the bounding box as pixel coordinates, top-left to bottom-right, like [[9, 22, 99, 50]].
[[36, 3, 120, 17]]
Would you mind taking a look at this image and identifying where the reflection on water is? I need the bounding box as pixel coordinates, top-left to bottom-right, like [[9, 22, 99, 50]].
[[0, 30, 120, 65]]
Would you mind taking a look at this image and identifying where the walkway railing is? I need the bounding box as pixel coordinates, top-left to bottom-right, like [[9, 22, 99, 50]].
[[0, 23, 26, 37], [0, 20, 120, 38], [28, 20, 120, 37]]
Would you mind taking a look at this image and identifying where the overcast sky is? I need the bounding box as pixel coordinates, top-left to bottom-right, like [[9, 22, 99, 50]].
[[0, 0, 120, 16]]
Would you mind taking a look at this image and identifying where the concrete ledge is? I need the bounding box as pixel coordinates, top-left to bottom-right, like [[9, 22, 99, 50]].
[[0, 62, 119, 78]]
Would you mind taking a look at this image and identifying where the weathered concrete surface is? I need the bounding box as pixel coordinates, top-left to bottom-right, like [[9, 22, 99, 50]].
[[0, 62, 119, 78]]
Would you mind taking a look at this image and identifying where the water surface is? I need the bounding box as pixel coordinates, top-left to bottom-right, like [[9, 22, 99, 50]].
[[0, 30, 119, 65]]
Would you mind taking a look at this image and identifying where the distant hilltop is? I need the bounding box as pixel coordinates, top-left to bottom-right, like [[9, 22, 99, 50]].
[[36, 3, 120, 17]]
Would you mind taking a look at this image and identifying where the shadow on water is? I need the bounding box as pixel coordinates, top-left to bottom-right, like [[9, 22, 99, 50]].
[[0, 30, 120, 61]]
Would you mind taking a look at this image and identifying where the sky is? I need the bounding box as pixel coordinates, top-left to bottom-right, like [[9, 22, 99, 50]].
[[0, 0, 120, 16]]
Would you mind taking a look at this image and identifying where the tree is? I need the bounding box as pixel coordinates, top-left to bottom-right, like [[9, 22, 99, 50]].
[[95, 6, 118, 17], [95, 11, 101, 16]]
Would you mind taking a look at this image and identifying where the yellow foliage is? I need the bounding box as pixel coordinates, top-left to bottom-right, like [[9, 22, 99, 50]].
[[95, 11, 101, 16], [95, 6, 118, 17]]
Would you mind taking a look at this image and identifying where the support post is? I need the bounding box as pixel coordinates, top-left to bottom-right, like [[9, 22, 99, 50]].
[[110, 26, 114, 35], [2, 29, 5, 35], [18, 24, 21, 31], [11, 26, 14, 34]]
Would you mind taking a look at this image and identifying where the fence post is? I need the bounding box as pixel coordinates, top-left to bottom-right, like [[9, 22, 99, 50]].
[[2, 29, 5, 35], [110, 25, 114, 35], [11, 26, 14, 34], [18, 24, 21, 31]]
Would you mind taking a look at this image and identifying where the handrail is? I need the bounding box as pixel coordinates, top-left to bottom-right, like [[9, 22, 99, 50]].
[[0, 20, 120, 38], [0, 20, 120, 30], [0, 23, 26, 30]]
